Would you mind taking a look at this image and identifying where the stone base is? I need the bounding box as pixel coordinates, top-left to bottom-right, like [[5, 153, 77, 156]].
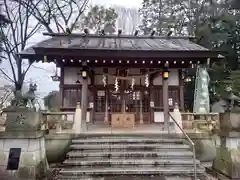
[[219, 112, 240, 132], [0, 131, 49, 180], [213, 147, 240, 179], [3, 107, 41, 131]]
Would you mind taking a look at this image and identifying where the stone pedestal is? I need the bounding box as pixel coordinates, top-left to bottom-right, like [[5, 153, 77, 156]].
[[4, 107, 41, 131], [72, 102, 82, 133], [219, 112, 240, 131], [212, 112, 240, 179], [0, 131, 48, 180], [0, 107, 48, 180], [213, 132, 240, 179], [194, 139, 216, 167]]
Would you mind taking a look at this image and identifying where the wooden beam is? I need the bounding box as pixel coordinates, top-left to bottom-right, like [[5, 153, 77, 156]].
[[33, 47, 220, 60]]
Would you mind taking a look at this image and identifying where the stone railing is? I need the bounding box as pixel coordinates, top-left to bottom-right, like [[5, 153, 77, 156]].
[[181, 112, 220, 133], [41, 111, 75, 133]]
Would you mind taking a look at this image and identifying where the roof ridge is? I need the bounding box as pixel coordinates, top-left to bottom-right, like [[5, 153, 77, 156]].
[[42, 32, 194, 40]]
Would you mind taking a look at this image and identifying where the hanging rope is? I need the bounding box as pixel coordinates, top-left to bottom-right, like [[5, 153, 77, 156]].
[[97, 69, 162, 80]]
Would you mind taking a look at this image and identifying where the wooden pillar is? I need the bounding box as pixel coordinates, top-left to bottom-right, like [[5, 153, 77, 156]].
[[103, 68, 109, 124], [139, 91, 143, 124], [179, 70, 184, 111], [149, 81, 154, 124], [90, 70, 95, 124], [81, 77, 88, 132], [60, 66, 64, 108], [104, 90, 109, 124], [89, 90, 94, 123], [163, 71, 169, 132]]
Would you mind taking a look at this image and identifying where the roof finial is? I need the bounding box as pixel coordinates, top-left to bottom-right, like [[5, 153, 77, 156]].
[[84, 28, 89, 35], [100, 29, 105, 35], [167, 27, 174, 37], [151, 28, 156, 36], [65, 24, 71, 34], [134, 27, 139, 36], [118, 29, 122, 36]]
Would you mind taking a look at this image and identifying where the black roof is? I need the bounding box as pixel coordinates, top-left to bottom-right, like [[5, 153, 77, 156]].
[[30, 33, 208, 52]]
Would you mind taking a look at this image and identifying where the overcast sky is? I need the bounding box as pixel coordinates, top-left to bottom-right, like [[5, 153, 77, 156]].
[[91, 0, 142, 7], [0, 0, 142, 107]]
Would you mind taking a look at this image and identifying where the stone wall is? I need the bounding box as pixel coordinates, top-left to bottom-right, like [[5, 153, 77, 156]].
[[213, 112, 240, 179], [0, 133, 48, 180]]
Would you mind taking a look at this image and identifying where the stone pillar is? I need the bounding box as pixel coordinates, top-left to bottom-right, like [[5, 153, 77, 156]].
[[0, 107, 48, 180], [81, 78, 88, 132], [72, 102, 81, 133], [173, 102, 183, 134], [163, 73, 169, 132]]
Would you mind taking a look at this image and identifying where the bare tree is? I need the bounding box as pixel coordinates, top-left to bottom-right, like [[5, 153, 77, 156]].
[[113, 6, 140, 34], [0, 85, 13, 110], [15, 0, 89, 33], [0, 0, 41, 94], [0, 0, 89, 101]]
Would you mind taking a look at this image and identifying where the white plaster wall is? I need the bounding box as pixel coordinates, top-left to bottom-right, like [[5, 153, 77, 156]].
[[66, 112, 90, 122], [153, 69, 179, 86], [154, 112, 174, 122], [64, 67, 179, 86], [64, 67, 90, 84]]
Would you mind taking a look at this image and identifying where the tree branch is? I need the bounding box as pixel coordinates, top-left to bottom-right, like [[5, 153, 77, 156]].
[[0, 69, 15, 83]]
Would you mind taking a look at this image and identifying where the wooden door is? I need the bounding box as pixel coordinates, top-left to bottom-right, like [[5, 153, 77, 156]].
[[125, 89, 150, 124], [93, 89, 106, 123]]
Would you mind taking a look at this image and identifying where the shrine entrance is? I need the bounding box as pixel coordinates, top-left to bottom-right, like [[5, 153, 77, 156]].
[[93, 68, 151, 124], [19, 31, 221, 131]]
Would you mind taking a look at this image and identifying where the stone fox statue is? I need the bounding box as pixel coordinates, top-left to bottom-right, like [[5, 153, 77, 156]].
[[222, 86, 240, 112], [11, 83, 37, 108]]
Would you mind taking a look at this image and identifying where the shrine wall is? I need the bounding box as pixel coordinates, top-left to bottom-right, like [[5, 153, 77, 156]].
[[63, 67, 179, 86], [63, 67, 90, 84], [153, 69, 179, 86]]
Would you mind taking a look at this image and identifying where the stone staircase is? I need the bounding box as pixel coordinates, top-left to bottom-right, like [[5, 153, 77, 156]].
[[58, 134, 205, 179]]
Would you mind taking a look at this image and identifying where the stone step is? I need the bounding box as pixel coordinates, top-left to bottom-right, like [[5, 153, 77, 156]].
[[59, 167, 205, 176], [69, 143, 189, 151], [67, 150, 194, 159], [73, 133, 183, 139], [56, 175, 205, 180], [63, 158, 200, 167], [72, 138, 185, 144], [56, 175, 200, 180]]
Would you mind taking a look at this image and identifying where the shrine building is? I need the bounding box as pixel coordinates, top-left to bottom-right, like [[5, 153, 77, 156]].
[[20, 30, 221, 130]]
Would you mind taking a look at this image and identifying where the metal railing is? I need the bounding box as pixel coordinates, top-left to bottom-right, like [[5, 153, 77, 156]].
[[168, 112, 197, 180]]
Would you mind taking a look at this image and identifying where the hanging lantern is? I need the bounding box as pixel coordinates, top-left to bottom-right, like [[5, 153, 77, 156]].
[[51, 67, 60, 82], [163, 70, 169, 80], [81, 68, 87, 80], [43, 56, 48, 63]]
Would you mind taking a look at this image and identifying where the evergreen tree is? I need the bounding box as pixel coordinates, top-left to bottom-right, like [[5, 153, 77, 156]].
[[77, 5, 118, 34]]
